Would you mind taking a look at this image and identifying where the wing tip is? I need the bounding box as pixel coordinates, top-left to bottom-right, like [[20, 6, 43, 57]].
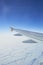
[[10, 26, 14, 32]]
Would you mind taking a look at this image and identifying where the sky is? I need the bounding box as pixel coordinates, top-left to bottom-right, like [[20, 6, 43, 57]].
[[0, 0, 43, 32]]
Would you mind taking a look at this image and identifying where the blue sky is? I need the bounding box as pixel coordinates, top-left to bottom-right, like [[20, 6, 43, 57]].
[[0, 0, 43, 32]]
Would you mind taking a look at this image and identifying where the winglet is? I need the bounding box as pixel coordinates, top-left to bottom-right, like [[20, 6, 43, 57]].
[[10, 27, 14, 32]]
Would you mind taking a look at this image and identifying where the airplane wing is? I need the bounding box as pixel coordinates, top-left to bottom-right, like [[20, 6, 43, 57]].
[[10, 27, 43, 41]]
